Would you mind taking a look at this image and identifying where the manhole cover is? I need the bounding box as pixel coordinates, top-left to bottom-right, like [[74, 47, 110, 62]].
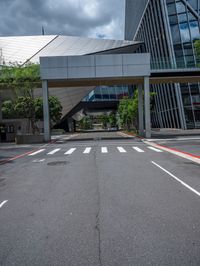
[[47, 161, 69, 166]]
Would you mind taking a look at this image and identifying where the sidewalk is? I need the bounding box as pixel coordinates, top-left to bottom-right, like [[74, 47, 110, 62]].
[[143, 129, 200, 164], [150, 128, 200, 139]]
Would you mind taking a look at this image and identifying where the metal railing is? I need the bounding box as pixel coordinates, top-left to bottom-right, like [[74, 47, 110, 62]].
[[150, 58, 200, 70]]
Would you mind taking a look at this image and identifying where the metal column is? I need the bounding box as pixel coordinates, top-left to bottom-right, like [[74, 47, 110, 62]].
[[138, 84, 144, 136], [144, 76, 151, 138], [42, 80, 51, 142], [0, 96, 2, 122]]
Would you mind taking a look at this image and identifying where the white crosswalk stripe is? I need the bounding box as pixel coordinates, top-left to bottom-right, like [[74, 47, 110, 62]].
[[28, 149, 45, 156], [133, 147, 144, 153], [47, 148, 61, 155], [148, 147, 163, 153], [101, 147, 108, 153], [83, 147, 92, 154], [28, 145, 165, 158], [33, 159, 45, 163], [117, 147, 127, 153], [64, 148, 76, 155]]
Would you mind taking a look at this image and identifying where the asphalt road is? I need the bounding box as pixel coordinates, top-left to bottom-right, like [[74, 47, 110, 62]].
[[0, 137, 200, 265]]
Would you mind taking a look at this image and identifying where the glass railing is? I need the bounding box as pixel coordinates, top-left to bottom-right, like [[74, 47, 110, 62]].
[[150, 58, 200, 70]]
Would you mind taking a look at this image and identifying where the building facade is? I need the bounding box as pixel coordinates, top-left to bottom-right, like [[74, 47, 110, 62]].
[[125, 0, 200, 129], [83, 86, 129, 102]]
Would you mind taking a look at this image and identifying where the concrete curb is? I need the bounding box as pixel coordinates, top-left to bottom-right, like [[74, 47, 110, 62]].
[[64, 136, 134, 142], [143, 139, 200, 165]]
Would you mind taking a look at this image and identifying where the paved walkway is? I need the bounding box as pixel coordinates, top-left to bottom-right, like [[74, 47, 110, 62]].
[[151, 129, 200, 139], [67, 131, 134, 141]]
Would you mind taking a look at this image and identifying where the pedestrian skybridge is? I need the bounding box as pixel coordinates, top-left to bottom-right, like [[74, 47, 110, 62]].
[[40, 53, 200, 142]]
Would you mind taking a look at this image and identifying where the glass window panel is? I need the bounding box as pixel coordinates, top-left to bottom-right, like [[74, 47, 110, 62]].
[[187, 12, 196, 21], [176, 1, 186, 13], [183, 43, 193, 55], [180, 83, 190, 94], [190, 84, 200, 94], [167, 3, 176, 15], [171, 24, 181, 43], [187, 0, 198, 10], [189, 21, 200, 40], [179, 22, 191, 42], [194, 109, 200, 123], [191, 94, 200, 103], [185, 55, 195, 66], [178, 13, 187, 23], [174, 45, 185, 66], [182, 94, 192, 105], [184, 107, 195, 127], [169, 15, 178, 25], [110, 94, 117, 100]]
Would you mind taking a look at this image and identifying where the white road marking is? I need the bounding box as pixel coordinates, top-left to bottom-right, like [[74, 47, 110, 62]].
[[28, 149, 45, 156], [83, 147, 92, 154], [151, 161, 200, 197], [33, 159, 45, 163], [133, 147, 144, 153], [147, 137, 200, 142], [148, 147, 163, 153], [64, 148, 76, 155], [0, 200, 8, 209], [101, 147, 108, 153], [117, 147, 127, 153], [47, 148, 61, 155]]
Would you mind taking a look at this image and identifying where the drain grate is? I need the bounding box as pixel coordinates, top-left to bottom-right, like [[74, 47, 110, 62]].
[[47, 161, 69, 166]]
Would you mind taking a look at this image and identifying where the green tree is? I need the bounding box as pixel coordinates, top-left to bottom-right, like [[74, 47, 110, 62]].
[[2, 100, 15, 119], [2, 96, 62, 133], [108, 112, 117, 127], [118, 90, 138, 130], [78, 116, 92, 130], [99, 113, 109, 129], [0, 64, 40, 133], [34, 96, 62, 126], [118, 89, 156, 131]]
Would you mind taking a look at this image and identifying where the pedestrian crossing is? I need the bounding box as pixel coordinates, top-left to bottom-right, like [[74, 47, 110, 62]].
[[64, 148, 76, 155], [28, 146, 163, 157]]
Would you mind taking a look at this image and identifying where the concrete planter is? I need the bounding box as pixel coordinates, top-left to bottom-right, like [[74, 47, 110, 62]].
[[15, 134, 44, 144]]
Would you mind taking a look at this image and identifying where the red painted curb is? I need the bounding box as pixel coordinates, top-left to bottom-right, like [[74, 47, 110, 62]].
[[154, 143, 200, 159], [0, 148, 39, 165], [0, 138, 58, 165]]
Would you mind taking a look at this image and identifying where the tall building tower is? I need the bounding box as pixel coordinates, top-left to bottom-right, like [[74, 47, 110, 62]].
[[125, 0, 200, 129]]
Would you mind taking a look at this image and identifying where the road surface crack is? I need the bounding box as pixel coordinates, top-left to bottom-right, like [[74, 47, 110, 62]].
[[94, 142, 102, 266]]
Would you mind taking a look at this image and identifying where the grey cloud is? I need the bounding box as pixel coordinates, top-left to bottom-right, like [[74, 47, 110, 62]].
[[0, 0, 125, 39]]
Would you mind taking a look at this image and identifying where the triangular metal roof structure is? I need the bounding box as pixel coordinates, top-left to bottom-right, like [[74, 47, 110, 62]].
[[0, 35, 141, 65]]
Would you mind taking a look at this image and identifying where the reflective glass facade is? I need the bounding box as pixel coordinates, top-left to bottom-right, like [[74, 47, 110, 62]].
[[166, 0, 200, 128], [125, 0, 200, 129], [83, 86, 129, 102]]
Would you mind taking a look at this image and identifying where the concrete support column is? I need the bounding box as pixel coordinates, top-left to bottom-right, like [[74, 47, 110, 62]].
[[42, 80, 51, 142], [144, 76, 151, 139], [0, 96, 2, 123], [138, 84, 144, 136]]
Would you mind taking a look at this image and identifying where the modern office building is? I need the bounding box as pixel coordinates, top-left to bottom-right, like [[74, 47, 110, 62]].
[[125, 0, 200, 129]]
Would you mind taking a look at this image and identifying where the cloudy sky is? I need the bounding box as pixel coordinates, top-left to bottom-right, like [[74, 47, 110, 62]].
[[0, 0, 125, 40]]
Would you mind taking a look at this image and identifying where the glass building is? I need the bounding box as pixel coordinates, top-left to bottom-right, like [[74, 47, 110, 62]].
[[125, 0, 200, 129], [83, 86, 129, 102]]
